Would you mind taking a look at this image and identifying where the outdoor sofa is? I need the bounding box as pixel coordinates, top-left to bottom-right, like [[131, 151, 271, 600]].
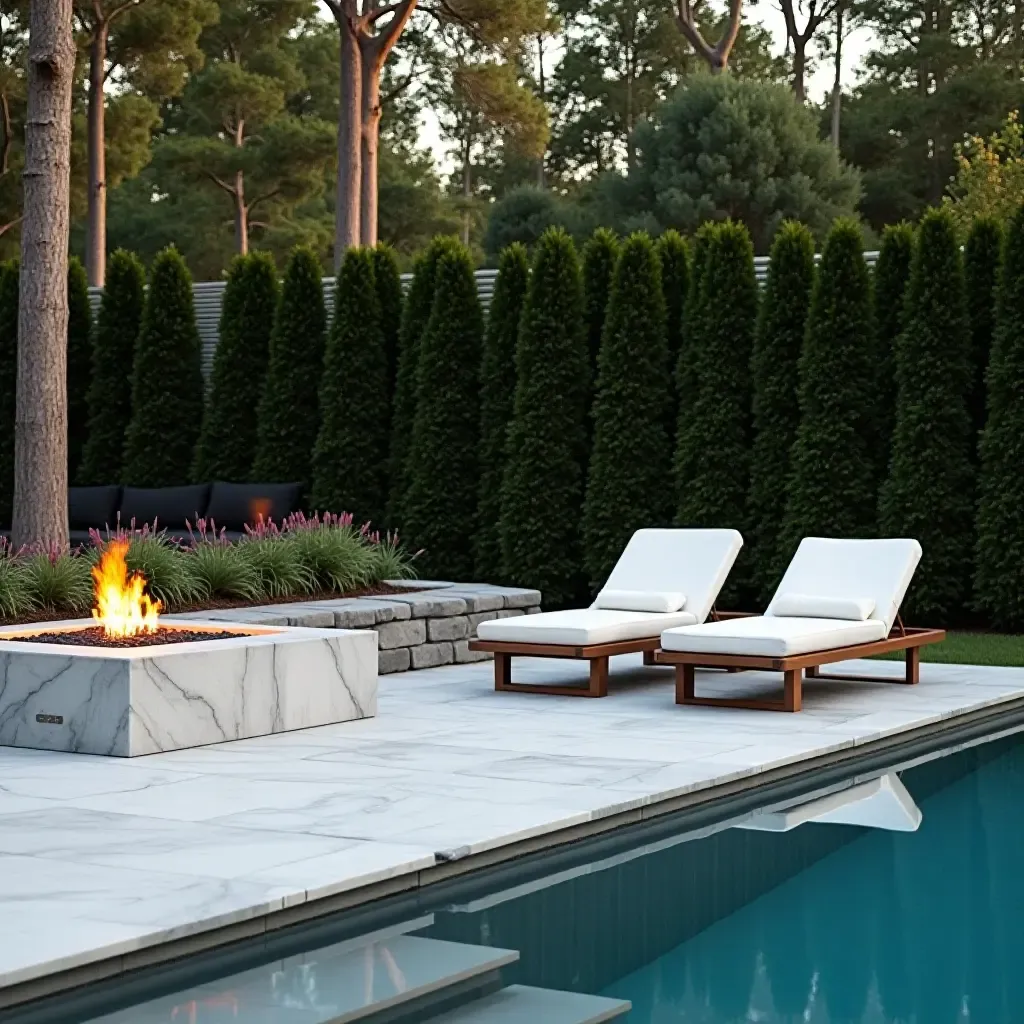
[[469, 528, 743, 697], [65, 480, 303, 546], [655, 537, 946, 712]]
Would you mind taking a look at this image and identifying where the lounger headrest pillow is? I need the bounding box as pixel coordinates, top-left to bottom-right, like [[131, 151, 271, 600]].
[[772, 593, 875, 621], [593, 589, 687, 614]]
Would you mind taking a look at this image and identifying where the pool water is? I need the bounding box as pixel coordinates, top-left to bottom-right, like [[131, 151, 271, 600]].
[[420, 735, 1022, 1023], [23, 731, 1024, 1024]]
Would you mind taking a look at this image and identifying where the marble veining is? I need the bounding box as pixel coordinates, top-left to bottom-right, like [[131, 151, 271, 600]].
[[0, 621, 377, 757]]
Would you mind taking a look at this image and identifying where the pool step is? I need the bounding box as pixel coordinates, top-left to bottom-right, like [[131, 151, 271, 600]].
[[420, 984, 631, 1024]]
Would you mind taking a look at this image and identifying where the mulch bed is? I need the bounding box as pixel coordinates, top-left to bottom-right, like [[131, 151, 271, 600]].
[[1, 626, 241, 649]]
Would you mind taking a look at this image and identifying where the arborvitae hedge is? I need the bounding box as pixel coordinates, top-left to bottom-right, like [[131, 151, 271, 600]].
[[675, 222, 757, 549], [67, 256, 92, 483], [582, 228, 618, 373], [782, 219, 877, 549], [474, 243, 529, 582], [583, 233, 672, 589], [311, 248, 388, 523], [79, 250, 145, 485], [372, 243, 403, 400], [386, 237, 457, 528], [674, 223, 714, 514], [873, 222, 914, 473], [655, 230, 688, 421], [964, 216, 1003, 454], [974, 204, 1024, 630], [402, 244, 483, 579], [193, 252, 279, 483], [748, 221, 815, 604], [878, 208, 974, 623], [251, 246, 326, 488], [500, 228, 589, 607], [0, 260, 16, 525], [122, 248, 204, 488]]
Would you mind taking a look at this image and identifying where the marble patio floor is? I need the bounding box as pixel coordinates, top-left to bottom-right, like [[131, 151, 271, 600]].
[[1, 653, 1023, 996]]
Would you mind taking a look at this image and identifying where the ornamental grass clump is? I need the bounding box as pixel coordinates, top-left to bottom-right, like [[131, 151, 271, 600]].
[[236, 519, 315, 599], [0, 540, 35, 619], [186, 521, 261, 602], [282, 511, 375, 594], [90, 524, 204, 608], [21, 545, 93, 614]]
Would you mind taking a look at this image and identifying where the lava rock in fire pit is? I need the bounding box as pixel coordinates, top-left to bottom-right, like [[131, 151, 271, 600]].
[[2, 626, 241, 649]]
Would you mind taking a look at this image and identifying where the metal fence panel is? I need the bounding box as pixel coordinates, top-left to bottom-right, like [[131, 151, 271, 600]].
[[87, 255, 877, 380]]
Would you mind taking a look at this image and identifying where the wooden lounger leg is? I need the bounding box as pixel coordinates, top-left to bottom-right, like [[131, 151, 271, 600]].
[[783, 668, 802, 712], [906, 646, 920, 685], [643, 649, 656, 666], [675, 664, 696, 704], [676, 663, 801, 712], [494, 651, 512, 691], [805, 646, 922, 686], [589, 656, 610, 697]]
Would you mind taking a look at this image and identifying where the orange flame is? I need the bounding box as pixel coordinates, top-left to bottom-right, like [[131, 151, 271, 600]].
[[91, 540, 162, 638]]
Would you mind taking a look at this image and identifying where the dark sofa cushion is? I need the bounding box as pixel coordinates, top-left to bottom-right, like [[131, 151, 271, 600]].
[[119, 484, 212, 532], [205, 481, 302, 532], [69, 485, 122, 531]]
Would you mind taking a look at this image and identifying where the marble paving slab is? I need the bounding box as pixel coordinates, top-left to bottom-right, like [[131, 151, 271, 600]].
[[1, 652, 1023, 995]]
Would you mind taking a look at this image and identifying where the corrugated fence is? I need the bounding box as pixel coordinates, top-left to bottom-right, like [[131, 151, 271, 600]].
[[88, 253, 879, 380]]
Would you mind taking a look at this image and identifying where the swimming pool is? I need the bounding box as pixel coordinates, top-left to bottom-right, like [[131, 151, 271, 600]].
[[11, 727, 1022, 1023]]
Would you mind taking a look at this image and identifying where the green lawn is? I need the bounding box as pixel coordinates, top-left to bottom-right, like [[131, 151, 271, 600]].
[[874, 631, 1024, 667]]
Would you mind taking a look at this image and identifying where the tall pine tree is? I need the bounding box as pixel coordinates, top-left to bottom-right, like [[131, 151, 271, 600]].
[[964, 217, 1003, 457], [67, 256, 93, 483], [193, 252, 279, 482], [122, 248, 204, 487], [402, 244, 483, 579], [975, 204, 1024, 631], [474, 243, 529, 582], [0, 261, 16, 525], [501, 229, 589, 607], [748, 221, 815, 603], [584, 233, 672, 589], [79, 250, 145, 486], [878, 208, 974, 623], [783, 219, 877, 550], [251, 246, 326, 488], [873, 223, 914, 474], [311, 248, 389, 523]]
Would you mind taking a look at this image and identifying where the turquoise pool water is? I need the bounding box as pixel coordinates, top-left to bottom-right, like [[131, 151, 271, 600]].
[[20, 731, 1023, 1024], [421, 735, 1022, 1023]]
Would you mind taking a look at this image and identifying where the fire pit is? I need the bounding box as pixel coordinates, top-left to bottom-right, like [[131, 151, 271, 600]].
[[0, 543, 377, 757]]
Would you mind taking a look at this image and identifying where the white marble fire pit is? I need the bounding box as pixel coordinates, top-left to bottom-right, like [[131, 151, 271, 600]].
[[0, 619, 377, 757]]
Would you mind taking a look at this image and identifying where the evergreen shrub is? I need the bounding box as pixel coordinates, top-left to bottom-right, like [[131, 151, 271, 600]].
[[251, 246, 326, 488], [583, 232, 671, 588], [474, 243, 529, 582], [122, 248, 204, 487], [964, 216, 1003, 453], [372, 243, 403, 399], [500, 228, 589, 606], [67, 256, 92, 482], [79, 250, 145, 485], [193, 252, 279, 483], [402, 243, 483, 579], [878, 208, 974, 623], [657, 229, 689, 432], [311, 247, 389, 524]]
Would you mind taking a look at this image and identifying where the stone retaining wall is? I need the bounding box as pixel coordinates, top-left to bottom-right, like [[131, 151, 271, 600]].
[[178, 581, 542, 674]]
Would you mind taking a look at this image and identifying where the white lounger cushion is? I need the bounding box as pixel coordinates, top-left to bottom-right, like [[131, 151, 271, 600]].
[[660, 615, 887, 658], [600, 528, 743, 625], [765, 537, 922, 633], [593, 589, 686, 613], [478, 608, 699, 647]]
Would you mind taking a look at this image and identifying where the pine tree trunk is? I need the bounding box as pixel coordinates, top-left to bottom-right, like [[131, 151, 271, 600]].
[[359, 52, 381, 248], [335, 12, 361, 269], [831, 5, 844, 148], [86, 24, 107, 287], [234, 170, 248, 255], [14, 0, 75, 550], [792, 38, 807, 102]]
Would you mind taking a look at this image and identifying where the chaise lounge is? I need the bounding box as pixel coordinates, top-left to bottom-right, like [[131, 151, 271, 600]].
[[655, 537, 946, 712], [469, 528, 743, 697]]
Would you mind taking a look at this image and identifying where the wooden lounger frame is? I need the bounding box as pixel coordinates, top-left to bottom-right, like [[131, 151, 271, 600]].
[[467, 637, 660, 698], [653, 625, 946, 712]]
